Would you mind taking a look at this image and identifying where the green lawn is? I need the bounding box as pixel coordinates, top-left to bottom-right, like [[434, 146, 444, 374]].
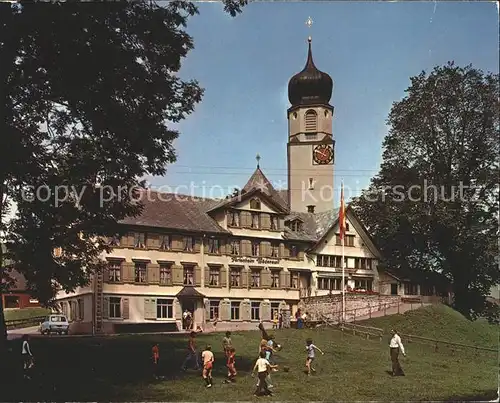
[[4, 307, 50, 322], [3, 305, 498, 401]]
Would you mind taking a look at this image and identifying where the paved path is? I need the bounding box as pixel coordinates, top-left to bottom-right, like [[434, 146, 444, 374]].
[[7, 326, 39, 340]]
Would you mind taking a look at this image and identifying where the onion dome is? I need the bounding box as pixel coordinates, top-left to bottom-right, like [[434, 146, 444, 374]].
[[288, 37, 333, 107]]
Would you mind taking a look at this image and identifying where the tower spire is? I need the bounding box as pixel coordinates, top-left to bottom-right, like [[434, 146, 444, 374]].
[[256, 153, 261, 169]]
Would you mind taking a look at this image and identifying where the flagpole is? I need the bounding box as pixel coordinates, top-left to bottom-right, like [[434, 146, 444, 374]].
[[341, 180, 345, 323]]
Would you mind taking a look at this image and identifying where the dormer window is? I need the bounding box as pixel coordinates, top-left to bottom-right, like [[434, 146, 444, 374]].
[[307, 205, 315, 213], [159, 235, 171, 250], [183, 236, 194, 252], [305, 109, 318, 132], [270, 216, 278, 230], [249, 198, 261, 210], [287, 219, 302, 232]]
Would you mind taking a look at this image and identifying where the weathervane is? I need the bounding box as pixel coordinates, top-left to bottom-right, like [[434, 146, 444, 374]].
[[256, 153, 261, 168], [305, 16, 313, 41]]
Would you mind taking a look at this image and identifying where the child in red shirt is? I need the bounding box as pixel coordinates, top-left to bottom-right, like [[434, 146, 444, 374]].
[[152, 343, 160, 378], [223, 347, 237, 383]]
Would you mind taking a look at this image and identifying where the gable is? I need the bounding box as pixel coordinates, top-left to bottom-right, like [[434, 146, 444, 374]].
[[309, 208, 381, 258], [234, 196, 281, 214]]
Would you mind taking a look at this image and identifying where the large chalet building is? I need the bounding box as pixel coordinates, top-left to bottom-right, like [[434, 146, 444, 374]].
[[56, 38, 424, 334]]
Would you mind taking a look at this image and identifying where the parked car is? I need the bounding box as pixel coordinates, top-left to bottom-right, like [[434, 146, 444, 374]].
[[39, 314, 69, 335]]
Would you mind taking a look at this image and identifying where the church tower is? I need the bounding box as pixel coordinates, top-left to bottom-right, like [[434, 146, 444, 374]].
[[287, 37, 335, 214]]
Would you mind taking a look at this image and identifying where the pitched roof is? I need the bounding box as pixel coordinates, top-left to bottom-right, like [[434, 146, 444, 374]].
[[119, 190, 229, 234], [1, 243, 28, 291], [242, 167, 289, 212]]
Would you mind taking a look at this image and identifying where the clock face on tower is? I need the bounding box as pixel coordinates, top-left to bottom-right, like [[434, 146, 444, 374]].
[[312, 144, 334, 165]]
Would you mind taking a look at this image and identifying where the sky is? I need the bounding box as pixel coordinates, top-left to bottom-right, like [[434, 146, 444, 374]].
[[145, 1, 499, 203]]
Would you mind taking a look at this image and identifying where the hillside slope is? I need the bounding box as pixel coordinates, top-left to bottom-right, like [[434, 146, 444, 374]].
[[358, 303, 498, 349]]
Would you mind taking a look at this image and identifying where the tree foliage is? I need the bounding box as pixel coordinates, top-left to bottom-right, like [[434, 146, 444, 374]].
[[351, 62, 500, 321], [0, 0, 246, 343]]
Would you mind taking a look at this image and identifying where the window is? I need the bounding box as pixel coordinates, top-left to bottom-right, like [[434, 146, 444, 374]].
[[229, 211, 240, 227], [354, 279, 373, 291], [271, 271, 280, 288], [209, 267, 220, 286], [251, 302, 260, 320], [4, 296, 19, 309], [78, 299, 84, 320], [308, 178, 314, 190], [183, 266, 194, 285], [157, 299, 173, 319], [251, 213, 260, 229], [159, 235, 171, 250], [291, 272, 299, 289], [108, 261, 122, 282], [209, 300, 220, 320], [250, 270, 261, 288], [230, 268, 240, 287], [208, 238, 220, 254], [230, 240, 240, 255], [271, 302, 280, 320], [134, 233, 146, 248], [159, 264, 172, 285], [183, 236, 194, 252], [109, 235, 120, 246], [134, 262, 147, 283], [270, 216, 278, 230], [289, 220, 302, 232], [250, 199, 261, 210], [346, 235, 355, 247], [317, 278, 342, 291], [109, 297, 121, 318], [231, 302, 240, 320], [307, 205, 315, 213], [316, 255, 346, 268], [355, 258, 372, 270], [335, 235, 341, 245], [289, 245, 298, 258], [251, 241, 260, 257], [270, 242, 279, 257], [404, 283, 419, 295], [304, 109, 318, 132], [345, 223, 350, 232]]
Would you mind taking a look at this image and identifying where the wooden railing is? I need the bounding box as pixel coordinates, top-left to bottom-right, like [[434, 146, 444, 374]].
[[5, 316, 45, 330]]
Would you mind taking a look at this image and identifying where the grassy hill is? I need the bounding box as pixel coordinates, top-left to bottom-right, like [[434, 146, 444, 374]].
[[3, 305, 498, 401], [358, 303, 498, 349]]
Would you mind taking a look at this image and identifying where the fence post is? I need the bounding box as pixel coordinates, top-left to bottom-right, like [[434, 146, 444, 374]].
[[410, 302, 413, 311], [397, 300, 400, 314], [353, 308, 357, 323], [384, 303, 387, 316], [369, 305, 372, 319]]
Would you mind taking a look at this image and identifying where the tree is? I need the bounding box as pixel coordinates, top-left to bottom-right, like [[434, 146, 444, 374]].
[[0, 0, 247, 346], [351, 62, 499, 321]]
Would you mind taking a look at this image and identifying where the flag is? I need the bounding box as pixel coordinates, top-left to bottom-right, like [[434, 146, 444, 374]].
[[339, 182, 346, 240]]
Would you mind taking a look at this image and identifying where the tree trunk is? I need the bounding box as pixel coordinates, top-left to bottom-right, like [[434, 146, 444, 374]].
[[0, 182, 8, 351]]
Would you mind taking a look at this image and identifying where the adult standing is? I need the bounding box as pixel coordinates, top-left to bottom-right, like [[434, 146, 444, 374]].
[[296, 309, 303, 329], [181, 331, 201, 371], [278, 312, 283, 330], [389, 329, 406, 376]]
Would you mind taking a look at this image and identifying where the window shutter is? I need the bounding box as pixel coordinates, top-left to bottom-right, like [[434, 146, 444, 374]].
[[204, 299, 210, 321], [219, 300, 229, 321], [144, 298, 155, 320], [260, 301, 271, 321], [103, 297, 109, 319], [171, 235, 183, 250], [122, 262, 135, 283], [220, 267, 227, 287], [172, 265, 184, 285], [80, 299, 85, 320], [261, 269, 271, 288], [147, 233, 159, 249], [241, 211, 251, 227], [102, 266, 109, 283], [193, 238, 201, 253], [147, 263, 160, 284], [241, 269, 248, 288], [305, 110, 317, 131], [261, 242, 270, 257], [298, 249, 305, 260], [194, 266, 201, 286], [122, 298, 130, 319], [261, 213, 271, 229], [126, 232, 135, 247], [240, 300, 251, 321], [283, 244, 290, 258], [174, 298, 182, 319], [279, 243, 285, 257], [204, 267, 210, 287], [243, 240, 252, 256], [280, 270, 290, 289]]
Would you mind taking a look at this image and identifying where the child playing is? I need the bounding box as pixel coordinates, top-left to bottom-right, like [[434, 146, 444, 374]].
[[201, 345, 214, 388], [152, 343, 160, 379], [223, 347, 237, 383], [222, 331, 232, 358], [21, 335, 34, 379], [305, 338, 324, 375], [252, 351, 277, 397]]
